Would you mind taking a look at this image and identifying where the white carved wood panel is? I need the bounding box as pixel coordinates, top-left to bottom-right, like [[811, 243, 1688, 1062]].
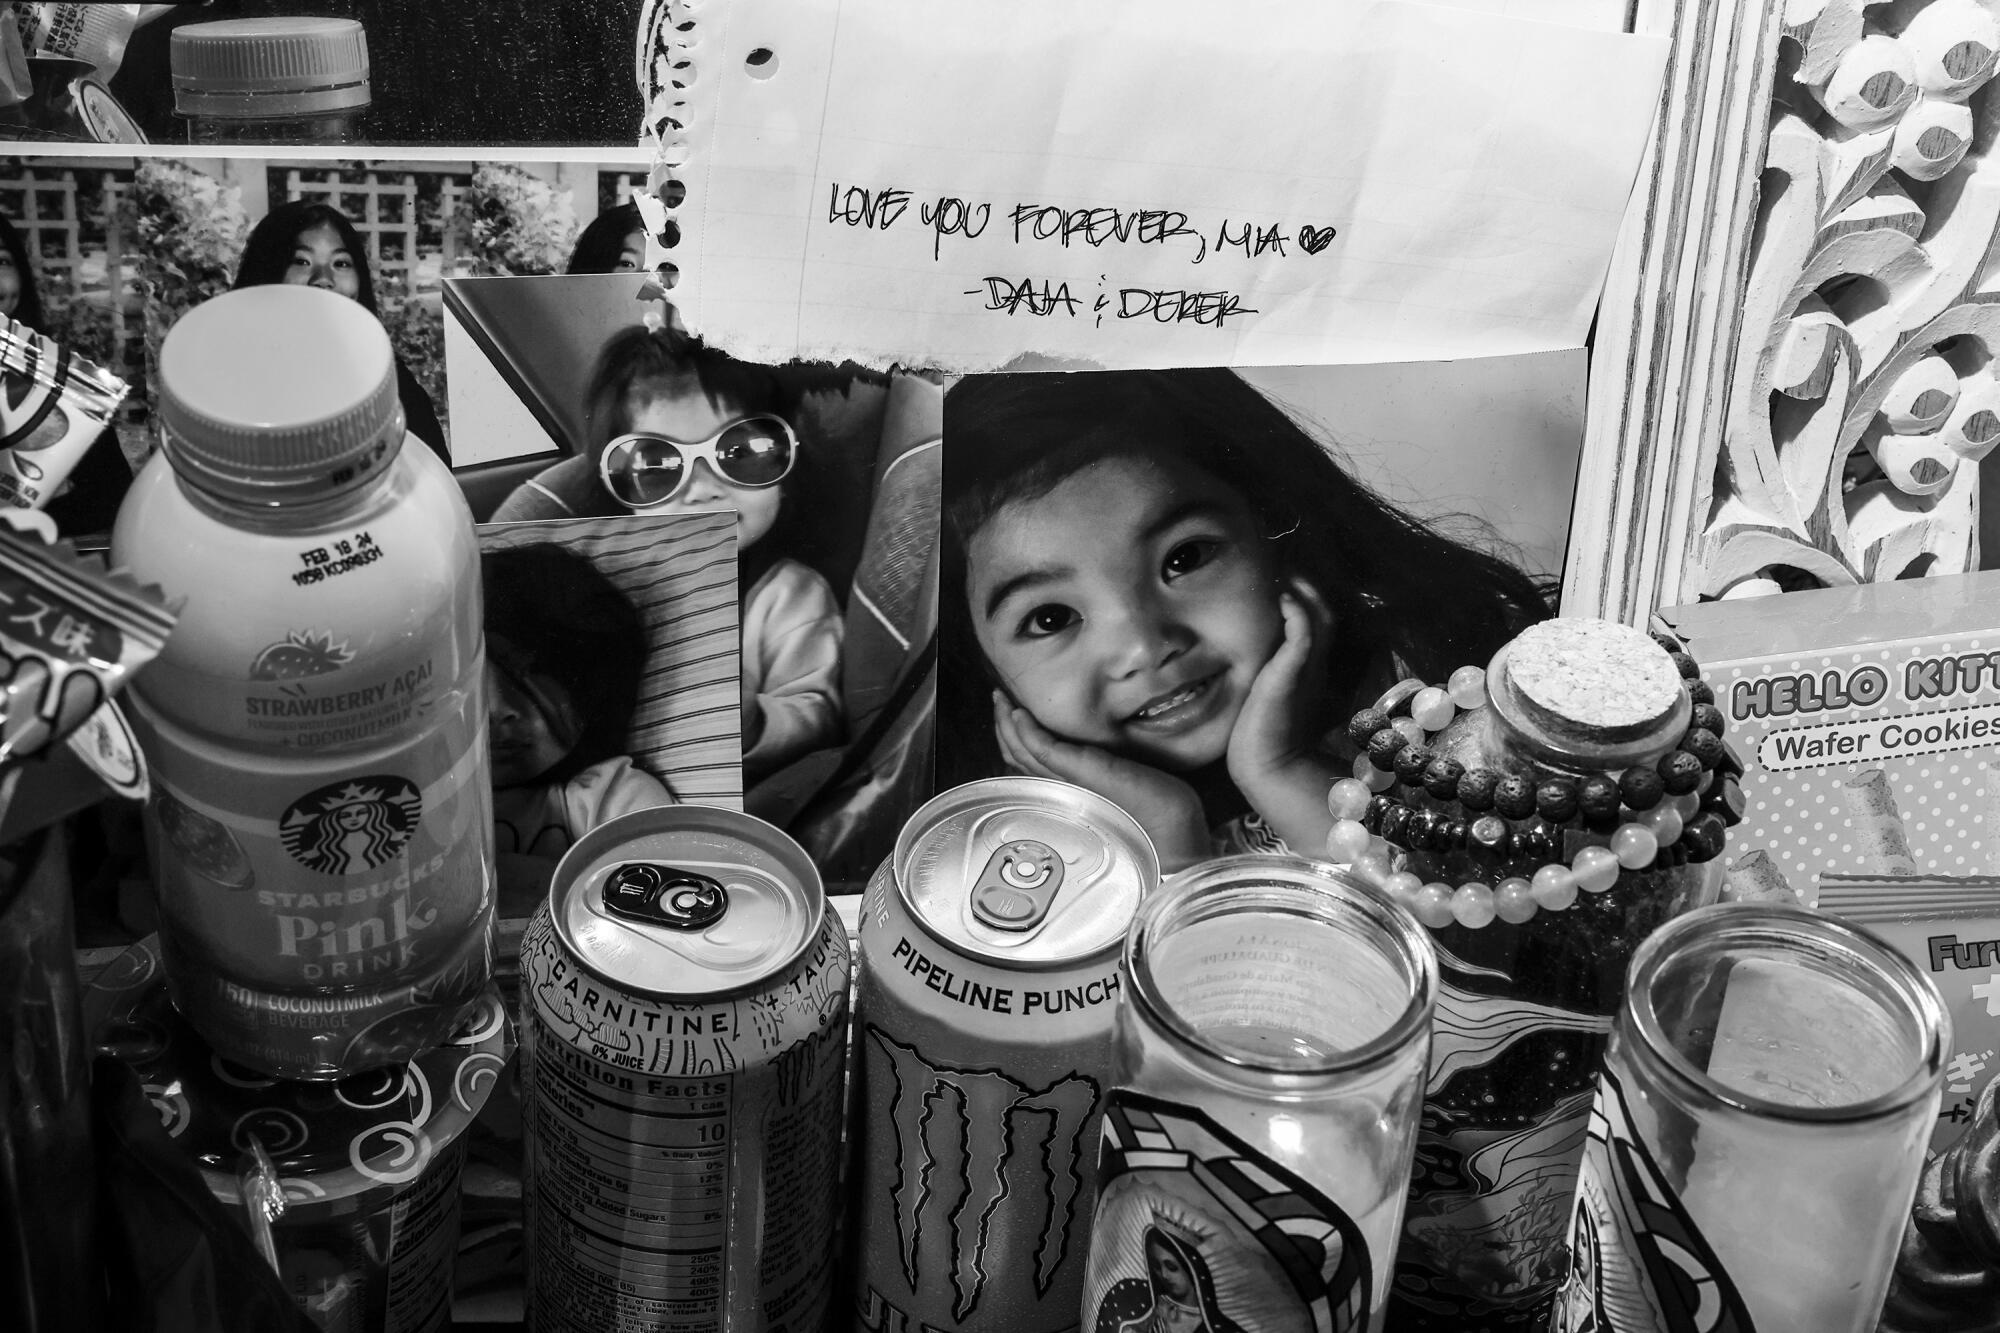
[[1701, 0, 2000, 596]]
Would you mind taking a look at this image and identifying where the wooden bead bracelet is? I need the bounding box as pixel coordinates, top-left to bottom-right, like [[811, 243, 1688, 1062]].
[[1324, 634, 1744, 931]]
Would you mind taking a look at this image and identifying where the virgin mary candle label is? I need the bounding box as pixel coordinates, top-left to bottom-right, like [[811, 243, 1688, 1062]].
[[1092, 1094, 1374, 1332], [1555, 905, 1947, 1333]]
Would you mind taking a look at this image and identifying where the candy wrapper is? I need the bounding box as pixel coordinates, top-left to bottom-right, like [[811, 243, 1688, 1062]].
[[0, 528, 172, 1332], [1819, 873, 2000, 1155], [6, 5, 156, 84], [0, 312, 128, 513], [0, 527, 174, 777]]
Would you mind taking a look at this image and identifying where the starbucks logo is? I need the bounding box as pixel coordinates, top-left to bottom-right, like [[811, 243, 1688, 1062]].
[[279, 775, 421, 875]]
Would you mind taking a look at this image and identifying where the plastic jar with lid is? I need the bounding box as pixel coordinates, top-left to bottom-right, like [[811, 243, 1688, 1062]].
[[170, 16, 370, 145], [111, 284, 493, 1081]]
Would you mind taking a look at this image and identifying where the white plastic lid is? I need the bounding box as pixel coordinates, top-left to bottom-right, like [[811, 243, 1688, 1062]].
[[170, 17, 371, 119], [157, 285, 403, 505]]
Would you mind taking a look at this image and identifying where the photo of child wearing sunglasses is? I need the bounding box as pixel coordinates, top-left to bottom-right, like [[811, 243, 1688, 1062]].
[[493, 325, 845, 781]]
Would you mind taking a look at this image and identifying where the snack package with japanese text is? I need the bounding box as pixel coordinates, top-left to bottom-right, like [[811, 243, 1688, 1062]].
[[1820, 874, 2000, 1153], [0, 523, 173, 1333], [0, 313, 128, 515], [0, 526, 173, 772]]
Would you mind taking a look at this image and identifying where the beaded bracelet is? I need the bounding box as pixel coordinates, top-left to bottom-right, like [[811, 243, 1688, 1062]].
[[1325, 634, 1744, 932]]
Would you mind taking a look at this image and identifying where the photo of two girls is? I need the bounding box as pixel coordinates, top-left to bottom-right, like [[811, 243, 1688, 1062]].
[[452, 264, 1581, 892]]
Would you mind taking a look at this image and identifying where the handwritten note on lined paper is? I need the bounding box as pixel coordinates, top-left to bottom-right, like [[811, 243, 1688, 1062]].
[[660, 0, 1668, 372]]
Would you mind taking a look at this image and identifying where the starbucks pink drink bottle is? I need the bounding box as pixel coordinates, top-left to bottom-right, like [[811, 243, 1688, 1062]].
[[113, 283, 493, 1080]]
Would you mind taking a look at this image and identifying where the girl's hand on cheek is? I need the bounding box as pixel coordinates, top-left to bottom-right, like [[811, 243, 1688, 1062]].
[[1228, 578, 1333, 787], [993, 692, 1210, 872], [1226, 581, 1343, 856]]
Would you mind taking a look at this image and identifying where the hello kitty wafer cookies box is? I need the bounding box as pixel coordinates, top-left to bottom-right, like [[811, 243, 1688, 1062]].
[[1660, 571, 2000, 905]]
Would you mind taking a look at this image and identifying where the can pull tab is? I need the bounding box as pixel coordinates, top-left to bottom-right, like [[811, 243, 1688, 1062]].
[[971, 838, 1065, 931], [602, 862, 729, 931]]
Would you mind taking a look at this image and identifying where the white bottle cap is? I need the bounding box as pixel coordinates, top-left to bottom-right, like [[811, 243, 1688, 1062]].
[[170, 17, 371, 119], [158, 285, 403, 505]]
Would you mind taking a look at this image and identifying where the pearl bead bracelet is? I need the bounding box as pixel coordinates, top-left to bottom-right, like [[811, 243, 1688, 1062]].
[[1324, 638, 1744, 932]]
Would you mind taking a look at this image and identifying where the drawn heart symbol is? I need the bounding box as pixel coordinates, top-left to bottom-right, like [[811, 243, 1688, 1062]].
[[1297, 225, 1338, 255]]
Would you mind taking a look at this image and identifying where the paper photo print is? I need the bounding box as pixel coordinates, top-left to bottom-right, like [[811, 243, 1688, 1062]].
[[936, 354, 1581, 861], [35, 2, 648, 147], [450, 272, 942, 888], [0, 149, 651, 532], [479, 511, 741, 920]]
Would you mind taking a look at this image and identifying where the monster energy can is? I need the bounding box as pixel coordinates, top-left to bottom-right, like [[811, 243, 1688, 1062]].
[[518, 805, 850, 1333], [846, 776, 1160, 1333]]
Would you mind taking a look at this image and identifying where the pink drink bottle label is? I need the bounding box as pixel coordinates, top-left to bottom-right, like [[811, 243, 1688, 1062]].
[[121, 444, 492, 996], [141, 684, 491, 991]]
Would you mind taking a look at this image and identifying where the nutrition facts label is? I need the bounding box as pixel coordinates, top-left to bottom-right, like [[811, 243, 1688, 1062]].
[[527, 1039, 733, 1333], [381, 1143, 466, 1333], [518, 903, 850, 1333]]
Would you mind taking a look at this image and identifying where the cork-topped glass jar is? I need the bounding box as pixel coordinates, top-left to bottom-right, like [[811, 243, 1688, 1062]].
[[1362, 618, 1732, 1333]]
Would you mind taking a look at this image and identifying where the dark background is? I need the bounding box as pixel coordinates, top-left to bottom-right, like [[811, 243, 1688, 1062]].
[[113, 1, 647, 146]]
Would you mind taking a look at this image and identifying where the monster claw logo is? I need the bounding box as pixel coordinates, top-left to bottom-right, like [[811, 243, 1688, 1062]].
[[865, 1025, 1099, 1320], [280, 775, 421, 875]]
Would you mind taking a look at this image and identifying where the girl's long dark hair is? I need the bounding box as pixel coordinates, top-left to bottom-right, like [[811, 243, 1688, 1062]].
[[234, 201, 380, 314], [482, 542, 651, 786], [566, 201, 645, 275], [0, 213, 46, 333], [938, 368, 1555, 794]]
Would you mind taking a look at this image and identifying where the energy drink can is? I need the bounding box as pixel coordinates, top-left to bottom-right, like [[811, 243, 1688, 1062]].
[[85, 936, 512, 1333], [847, 777, 1159, 1333], [519, 805, 850, 1333]]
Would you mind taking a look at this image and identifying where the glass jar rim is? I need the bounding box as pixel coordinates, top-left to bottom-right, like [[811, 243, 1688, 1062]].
[[1624, 903, 1950, 1124], [1127, 854, 1438, 1078]]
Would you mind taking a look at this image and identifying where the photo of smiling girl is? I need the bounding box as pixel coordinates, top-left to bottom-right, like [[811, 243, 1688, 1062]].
[[939, 368, 1555, 870]]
